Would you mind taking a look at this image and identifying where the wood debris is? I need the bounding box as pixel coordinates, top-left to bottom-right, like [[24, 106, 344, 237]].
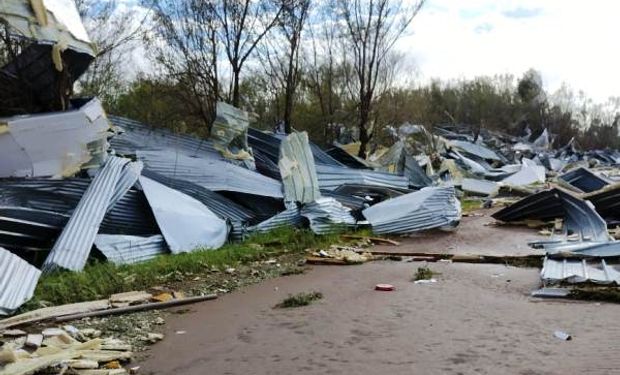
[[306, 245, 373, 265], [340, 235, 400, 246], [0, 326, 134, 375]]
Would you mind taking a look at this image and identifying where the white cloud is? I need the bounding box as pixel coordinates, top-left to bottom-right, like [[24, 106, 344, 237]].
[[398, 0, 620, 102]]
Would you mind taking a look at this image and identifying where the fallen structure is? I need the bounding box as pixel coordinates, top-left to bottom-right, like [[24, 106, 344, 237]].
[[3, 0, 620, 316]]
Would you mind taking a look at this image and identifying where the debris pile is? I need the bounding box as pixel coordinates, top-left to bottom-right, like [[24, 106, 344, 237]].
[[3, 0, 620, 316], [0, 325, 135, 375]]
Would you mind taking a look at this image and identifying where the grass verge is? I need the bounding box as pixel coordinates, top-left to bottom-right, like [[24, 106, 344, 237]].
[[461, 198, 482, 213], [21, 227, 344, 312], [275, 292, 323, 308]]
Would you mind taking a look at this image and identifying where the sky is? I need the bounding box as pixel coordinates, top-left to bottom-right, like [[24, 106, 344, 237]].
[[397, 0, 619, 102]]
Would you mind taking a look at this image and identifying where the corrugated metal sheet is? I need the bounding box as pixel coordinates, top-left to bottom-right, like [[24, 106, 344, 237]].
[[542, 258, 620, 285], [545, 241, 620, 257], [247, 128, 344, 167], [109, 116, 223, 160], [559, 167, 609, 193], [492, 189, 564, 222], [584, 183, 620, 223], [316, 164, 410, 191], [449, 140, 502, 161], [137, 150, 283, 198], [501, 162, 546, 186], [362, 186, 461, 234], [139, 176, 228, 253], [301, 198, 357, 234], [0, 0, 94, 53], [94, 234, 168, 265], [245, 205, 305, 235], [326, 146, 373, 169], [0, 179, 160, 244], [43, 157, 142, 272], [554, 189, 609, 242], [320, 190, 368, 210], [0, 247, 41, 315], [0, 99, 109, 178], [141, 170, 256, 225], [279, 132, 321, 203], [461, 178, 499, 196]]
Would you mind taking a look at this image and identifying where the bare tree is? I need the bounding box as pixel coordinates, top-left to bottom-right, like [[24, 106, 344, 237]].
[[259, 0, 311, 133], [75, 0, 147, 104], [304, 5, 344, 142], [337, 0, 425, 158], [214, 0, 284, 107], [147, 0, 220, 133]]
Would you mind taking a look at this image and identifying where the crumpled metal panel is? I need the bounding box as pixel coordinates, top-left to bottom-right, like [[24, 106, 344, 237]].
[[137, 150, 283, 199], [94, 234, 168, 265], [245, 205, 306, 235], [326, 145, 372, 169], [316, 164, 409, 191], [0, 179, 160, 244], [461, 178, 499, 196], [0, 207, 68, 252], [139, 176, 228, 253], [559, 167, 609, 193], [320, 190, 368, 211], [141, 170, 256, 226], [301, 197, 357, 234], [362, 186, 461, 234], [541, 258, 620, 285], [211, 102, 253, 161], [501, 160, 546, 186], [279, 132, 321, 204], [449, 140, 502, 161], [533, 129, 550, 150], [43, 157, 143, 272], [0, 1, 96, 115], [247, 128, 344, 167], [492, 189, 564, 223], [0, 247, 41, 315], [555, 189, 609, 242], [404, 155, 433, 189], [545, 241, 620, 258], [584, 183, 620, 223], [0, 0, 93, 51], [108, 116, 227, 162], [0, 98, 110, 178]]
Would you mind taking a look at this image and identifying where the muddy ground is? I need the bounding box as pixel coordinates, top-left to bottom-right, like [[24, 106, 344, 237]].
[[138, 212, 620, 375], [373, 212, 547, 257]]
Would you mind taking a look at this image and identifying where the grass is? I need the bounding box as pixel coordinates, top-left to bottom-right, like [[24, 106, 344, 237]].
[[275, 291, 323, 308], [21, 227, 345, 312], [461, 198, 482, 213], [413, 266, 435, 281]]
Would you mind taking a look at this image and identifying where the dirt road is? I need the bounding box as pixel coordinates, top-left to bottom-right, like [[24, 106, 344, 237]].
[[139, 214, 619, 374], [140, 261, 620, 375], [372, 212, 547, 256]]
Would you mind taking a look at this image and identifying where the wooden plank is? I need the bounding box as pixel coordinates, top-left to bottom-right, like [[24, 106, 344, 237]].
[[0, 300, 110, 331], [341, 235, 400, 246]]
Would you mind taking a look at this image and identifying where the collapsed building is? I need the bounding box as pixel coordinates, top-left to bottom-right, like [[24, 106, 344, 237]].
[[1, 1, 619, 315]]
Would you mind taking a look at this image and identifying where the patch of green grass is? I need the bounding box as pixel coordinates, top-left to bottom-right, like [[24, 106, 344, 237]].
[[22, 227, 345, 311], [461, 198, 482, 213], [275, 291, 323, 308], [413, 266, 435, 281]]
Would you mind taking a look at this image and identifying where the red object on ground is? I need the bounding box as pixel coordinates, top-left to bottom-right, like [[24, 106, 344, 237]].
[[375, 284, 395, 291]]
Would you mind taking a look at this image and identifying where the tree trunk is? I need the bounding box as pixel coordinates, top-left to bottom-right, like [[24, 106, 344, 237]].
[[358, 104, 370, 158], [283, 58, 295, 134], [232, 69, 241, 107]]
